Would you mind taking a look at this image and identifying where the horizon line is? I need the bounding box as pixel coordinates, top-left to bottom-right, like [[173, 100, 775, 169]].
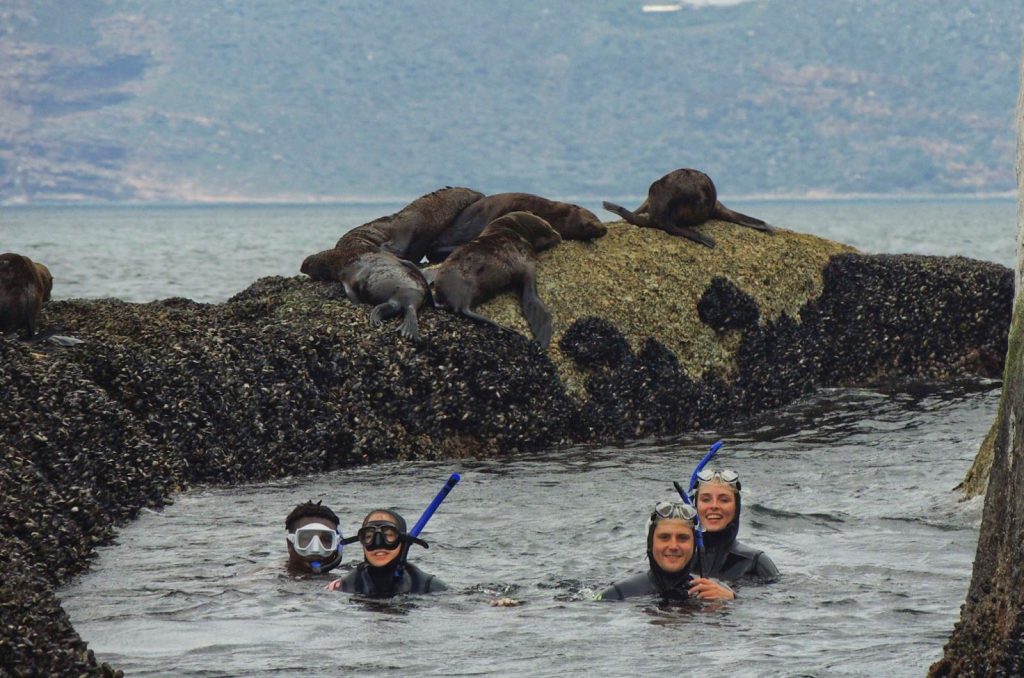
[[2, 190, 1017, 208]]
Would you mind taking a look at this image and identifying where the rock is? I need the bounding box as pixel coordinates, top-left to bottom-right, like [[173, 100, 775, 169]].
[[0, 218, 1013, 676]]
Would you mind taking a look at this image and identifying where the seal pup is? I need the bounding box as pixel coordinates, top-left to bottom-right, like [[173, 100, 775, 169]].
[[335, 186, 484, 263], [426, 192, 605, 263], [0, 253, 50, 339], [432, 211, 562, 348], [301, 247, 432, 341], [602, 168, 774, 248]]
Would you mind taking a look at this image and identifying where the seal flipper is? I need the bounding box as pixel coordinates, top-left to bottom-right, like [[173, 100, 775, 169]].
[[370, 300, 402, 326], [712, 201, 775, 233], [602, 201, 651, 227], [519, 273, 552, 349], [664, 224, 716, 248], [398, 305, 421, 341]]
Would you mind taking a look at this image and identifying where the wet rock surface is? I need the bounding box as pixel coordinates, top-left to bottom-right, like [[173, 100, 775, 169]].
[[929, 57, 1024, 676], [0, 224, 1013, 675]]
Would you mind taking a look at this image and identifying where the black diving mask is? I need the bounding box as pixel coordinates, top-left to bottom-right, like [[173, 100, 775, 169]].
[[358, 521, 403, 551]]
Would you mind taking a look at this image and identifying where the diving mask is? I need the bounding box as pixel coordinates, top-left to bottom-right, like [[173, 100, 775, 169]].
[[696, 468, 741, 490], [652, 501, 698, 523], [358, 521, 403, 551], [287, 523, 341, 557]]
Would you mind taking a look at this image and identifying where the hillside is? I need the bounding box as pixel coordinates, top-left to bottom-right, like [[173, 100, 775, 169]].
[[1, 0, 1021, 203]]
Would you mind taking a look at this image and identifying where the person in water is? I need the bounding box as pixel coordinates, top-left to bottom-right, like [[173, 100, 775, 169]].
[[327, 508, 447, 596], [597, 500, 735, 601], [285, 500, 344, 575], [691, 468, 779, 581]]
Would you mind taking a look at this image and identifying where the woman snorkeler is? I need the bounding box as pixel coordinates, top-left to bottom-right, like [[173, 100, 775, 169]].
[[327, 508, 446, 597], [691, 468, 779, 581]]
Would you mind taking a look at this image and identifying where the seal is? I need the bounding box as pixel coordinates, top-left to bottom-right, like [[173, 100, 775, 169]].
[[426, 192, 606, 263], [602, 168, 774, 248], [0, 253, 50, 339], [432, 211, 562, 348], [301, 247, 432, 341], [335, 186, 484, 263]]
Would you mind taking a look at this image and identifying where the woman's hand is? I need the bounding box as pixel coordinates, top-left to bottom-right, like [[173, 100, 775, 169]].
[[325, 579, 343, 591], [688, 576, 735, 600]]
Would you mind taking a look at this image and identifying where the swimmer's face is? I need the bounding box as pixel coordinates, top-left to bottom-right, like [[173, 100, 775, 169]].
[[362, 511, 402, 568], [696, 482, 737, 533], [650, 518, 694, 573], [287, 516, 338, 570]]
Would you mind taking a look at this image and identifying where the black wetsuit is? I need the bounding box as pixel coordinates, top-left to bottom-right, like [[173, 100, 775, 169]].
[[338, 561, 446, 597], [598, 569, 694, 602], [690, 493, 779, 581]]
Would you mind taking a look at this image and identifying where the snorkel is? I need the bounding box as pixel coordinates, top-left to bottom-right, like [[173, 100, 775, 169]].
[[410, 472, 461, 538], [395, 472, 461, 579], [674, 440, 724, 578]]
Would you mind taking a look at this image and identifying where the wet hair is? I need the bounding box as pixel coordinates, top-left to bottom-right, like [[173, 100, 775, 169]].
[[362, 508, 407, 533], [285, 500, 340, 531]]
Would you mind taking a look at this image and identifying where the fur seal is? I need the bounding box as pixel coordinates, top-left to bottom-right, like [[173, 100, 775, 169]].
[[335, 186, 484, 263], [301, 247, 432, 341], [426, 192, 606, 263], [0, 253, 50, 339], [602, 168, 774, 248], [432, 211, 562, 348]]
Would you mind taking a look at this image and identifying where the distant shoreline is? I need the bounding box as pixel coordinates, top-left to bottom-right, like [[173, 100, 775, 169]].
[[2, 191, 1017, 209]]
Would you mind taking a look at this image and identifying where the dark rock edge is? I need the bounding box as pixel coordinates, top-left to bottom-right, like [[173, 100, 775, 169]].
[[0, 252, 1012, 676]]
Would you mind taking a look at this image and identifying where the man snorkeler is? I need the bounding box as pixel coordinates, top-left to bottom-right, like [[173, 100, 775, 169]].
[[285, 500, 344, 575]]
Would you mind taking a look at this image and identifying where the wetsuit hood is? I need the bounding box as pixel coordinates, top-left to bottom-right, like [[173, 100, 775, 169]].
[[645, 520, 694, 599], [348, 508, 427, 596], [699, 488, 741, 576]]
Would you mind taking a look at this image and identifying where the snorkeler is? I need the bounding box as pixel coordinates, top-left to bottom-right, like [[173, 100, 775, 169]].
[[327, 509, 447, 597], [597, 500, 735, 601], [691, 468, 779, 581], [285, 500, 344, 575]]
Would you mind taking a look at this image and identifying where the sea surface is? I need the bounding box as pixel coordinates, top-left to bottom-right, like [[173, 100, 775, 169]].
[[2, 198, 1011, 676]]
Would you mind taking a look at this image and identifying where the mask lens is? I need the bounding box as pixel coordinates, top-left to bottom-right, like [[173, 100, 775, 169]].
[[359, 524, 403, 551], [654, 501, 695, 521], [293, 526, 337, 554], [697, 468, 740, 487]]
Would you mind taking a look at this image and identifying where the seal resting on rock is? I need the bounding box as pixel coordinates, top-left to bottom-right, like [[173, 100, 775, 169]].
[[432, 211, 562, 348], [0, 253, 51, 339], [602, 169, 774, 248], [336, 186, 484, 263], [426, 192, 605, 263], [301, 247, 432, 341]]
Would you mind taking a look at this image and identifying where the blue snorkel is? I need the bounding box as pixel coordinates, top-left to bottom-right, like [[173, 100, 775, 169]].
[[394, 472, 461, 579], [674, 440, 724, 579], [410, 472, 461, 537]]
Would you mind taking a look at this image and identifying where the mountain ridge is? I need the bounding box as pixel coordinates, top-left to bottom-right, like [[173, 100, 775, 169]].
[[2, 0, 1021, 204]]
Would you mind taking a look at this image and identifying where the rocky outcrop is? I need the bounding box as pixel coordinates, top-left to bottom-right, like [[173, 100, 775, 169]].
[[930, 54, 1024, 677], [0, 221, 1013, 675]]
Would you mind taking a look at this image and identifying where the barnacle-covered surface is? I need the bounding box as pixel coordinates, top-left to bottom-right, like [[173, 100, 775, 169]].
[[478, 221, 855, 395], [0, 221, 1014, 675]]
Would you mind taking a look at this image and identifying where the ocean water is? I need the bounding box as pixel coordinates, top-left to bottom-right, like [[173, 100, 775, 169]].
[[1, 197, 1016, 303], [3, 199, 1009, 675], [58, 383, 996, 677]]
